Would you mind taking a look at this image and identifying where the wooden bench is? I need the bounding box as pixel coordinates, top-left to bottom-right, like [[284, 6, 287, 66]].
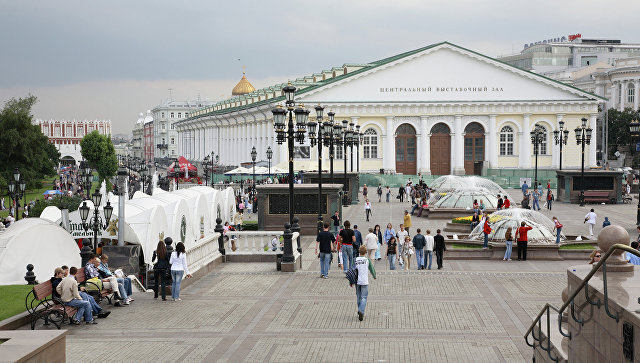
[[583, 191, 610, 204], [25, 280, 78, 330], [76, 267, 113, 305]]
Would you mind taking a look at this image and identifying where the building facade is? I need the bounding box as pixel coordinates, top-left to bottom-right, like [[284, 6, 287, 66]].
[[143, 111, 154, 164], [131, 113, 144, 160], [176, 42, 604, 175], [499, 37, 640, 74], [33, 119, 112, 165]]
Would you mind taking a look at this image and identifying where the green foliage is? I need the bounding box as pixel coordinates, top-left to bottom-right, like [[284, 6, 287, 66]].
[[558, 243, 596, 250], [607, 108, 640, 157], [0, 285, 33, 321], [29, 195, 83, 217], [451, 243, 483, 249], [0, 95, 59, 194], [242, 220, 258, 230], [80, 131, 117, 188]]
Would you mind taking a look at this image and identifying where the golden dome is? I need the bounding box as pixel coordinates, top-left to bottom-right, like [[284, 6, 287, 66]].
[[232, 72, 256, 96]]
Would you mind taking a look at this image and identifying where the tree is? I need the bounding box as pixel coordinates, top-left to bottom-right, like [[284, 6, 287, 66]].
[[80, 130, 117, 188], [0, 95, 59, 193], [607, 107, 640, 157]]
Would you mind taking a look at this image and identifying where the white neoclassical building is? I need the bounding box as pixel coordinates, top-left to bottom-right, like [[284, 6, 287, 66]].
[[175, 42, 605, 175]]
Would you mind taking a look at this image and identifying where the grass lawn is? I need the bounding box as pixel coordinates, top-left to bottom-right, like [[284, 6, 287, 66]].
[[0, 175, 57, 218], [0, 285, 35, 321], [559, 243, 597, 250], [451, 243, 484, 249]]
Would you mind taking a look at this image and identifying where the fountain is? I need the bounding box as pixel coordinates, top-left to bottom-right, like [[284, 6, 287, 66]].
[[431, 188, 501, 209], [429, 175, 510, 205], [468, 208, 565, 244]]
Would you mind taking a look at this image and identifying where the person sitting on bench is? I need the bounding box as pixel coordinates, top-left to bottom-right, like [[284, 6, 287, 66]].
[[52, 267, 110, 319], [56, 266, 97, 325], [98, 254, 134, 304], [85, 254, 129, 306]]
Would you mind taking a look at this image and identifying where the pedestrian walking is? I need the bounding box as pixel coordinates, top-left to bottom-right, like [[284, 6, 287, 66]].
[[377, 184, 383, 202], [532, 189, 540, 211], [169, 242, 192, 301], [403, 210, 412, 234], [353, 225, 363, 261], [521, 180, 529, 196], [424, 229, 434, 270], [339, 220, 356, 272], [152, 240, 170, 301], [547, 190, 554, 210], [374, 224, 383, 260], [365, 228, 378, 260], [398, 186, 405, 202], [330, 211, 340, 236], [552, 216, 563, 244], [386, 186, 391, 202], [515, 221, 533, 261], [315, 223, 336, 279], [412, 228, 426, 270], [354, 246, 376, 321], [386, 236, 398, 270], [434, 229, 446, 269], [362, 184, 368, 200], [396, 224, 408, 265], [503, 227, 513, 261], [584, 209, 597, 237], [402, 236, 414, 270], [364, 199, 372, 221]]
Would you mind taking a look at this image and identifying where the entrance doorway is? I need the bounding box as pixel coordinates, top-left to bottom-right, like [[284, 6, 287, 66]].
[[464, 122, 485, 175], [395, 124, 417, 175], [430, 123, 451, 175]]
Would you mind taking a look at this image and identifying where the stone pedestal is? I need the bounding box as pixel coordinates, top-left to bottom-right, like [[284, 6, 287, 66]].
[[101, 245, 142, 275]]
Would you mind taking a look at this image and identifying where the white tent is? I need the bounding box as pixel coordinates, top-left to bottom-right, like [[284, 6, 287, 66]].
[[224, 167, 251, 175], [0, 218, 81, 285]]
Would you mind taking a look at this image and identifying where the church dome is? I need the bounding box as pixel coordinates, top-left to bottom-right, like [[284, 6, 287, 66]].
[[232, 72, 256, 96]]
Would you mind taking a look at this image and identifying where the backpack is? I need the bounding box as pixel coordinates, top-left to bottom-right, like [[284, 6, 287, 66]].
[[377, 186, 382, 195], [345, 265, 358, 285]]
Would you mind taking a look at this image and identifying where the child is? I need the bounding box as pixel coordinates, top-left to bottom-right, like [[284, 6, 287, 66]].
[[354, 245, 376, 321]]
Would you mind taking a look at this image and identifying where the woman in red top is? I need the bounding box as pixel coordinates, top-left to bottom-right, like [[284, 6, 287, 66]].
[[515, 221, 533, 261], [503, 197, 511, 209], [482, 212, 491, 249]]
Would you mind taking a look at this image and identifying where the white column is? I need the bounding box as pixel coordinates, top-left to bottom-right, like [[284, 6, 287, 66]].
[[488, 114, 498, 168], [552, 114, 563, 168], [620, 81, 626, 112], [634, 80, 640, 111], [519, 114, 532, 168], [382, 116, 395, 173], [589, 113, 598, 167], [453, 114, 465, 175], [610, 83, 617, 110], [419, 116, 430, 174]]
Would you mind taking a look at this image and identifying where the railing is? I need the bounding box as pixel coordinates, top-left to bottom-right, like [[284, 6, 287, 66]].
[[524, 244, 640, 362], [186, 232, 222, 273], [225, 230, 300, 255]]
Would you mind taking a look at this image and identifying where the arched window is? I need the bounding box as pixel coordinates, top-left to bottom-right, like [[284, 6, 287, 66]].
[[362, 128, 378, 159], [534, 124, 548, 155], [499, 126, 514, 156]]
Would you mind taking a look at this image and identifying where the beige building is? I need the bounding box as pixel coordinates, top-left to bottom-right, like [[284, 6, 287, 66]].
[[176, 42, 605, 175]]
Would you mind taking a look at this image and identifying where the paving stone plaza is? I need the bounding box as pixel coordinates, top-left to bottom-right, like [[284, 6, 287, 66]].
[[59, 189, 637, 362]]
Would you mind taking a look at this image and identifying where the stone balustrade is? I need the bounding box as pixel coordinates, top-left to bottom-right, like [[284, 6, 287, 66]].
[[185, 232, 222, 274], [226, 230, 300, 255]]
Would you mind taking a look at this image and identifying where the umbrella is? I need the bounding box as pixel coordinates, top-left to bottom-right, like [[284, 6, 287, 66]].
[[43, 190, 63, 195]]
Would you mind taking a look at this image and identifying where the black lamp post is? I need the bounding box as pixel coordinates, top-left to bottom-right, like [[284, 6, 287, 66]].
[[341, 119, 350, 205], [349, 121, 355, 172], [203, 154, 210, 186], [307, 105, 326, 233], [628, 119, 640, 224], [553, 120, 570, 170], [326, 112, 336, 183], [355, 125, 362, 172], [271, 83, 309, 264], [575, 117, 593, 207], [7, 168, 26, 220], [251, 146, 257, 198], [530, 125, 544, 189], [266, 146, 273, 178], [79, 191, 113, 253]]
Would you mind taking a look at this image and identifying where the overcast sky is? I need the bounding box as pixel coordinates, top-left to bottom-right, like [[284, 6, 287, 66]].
[[1, 0, 639, 134]]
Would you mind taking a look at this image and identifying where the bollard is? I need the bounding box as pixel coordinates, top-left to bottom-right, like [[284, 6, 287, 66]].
[[214, 217, 225, 258], [165, 237, 174, 255], [80, 238, 92, 266], [291, 216, 302, 254], [25, 264, 37, 285], [282, 223, 294, 263]]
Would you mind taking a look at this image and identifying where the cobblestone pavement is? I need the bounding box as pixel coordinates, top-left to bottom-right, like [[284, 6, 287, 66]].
[[61, 186, 632, 362]]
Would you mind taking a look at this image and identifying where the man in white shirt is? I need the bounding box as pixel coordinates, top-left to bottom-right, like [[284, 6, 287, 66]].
[[5, 214, 15, 227], [424, 229, 435, 270], [396, 224, 408, 264], [584, 209, 597, 237]]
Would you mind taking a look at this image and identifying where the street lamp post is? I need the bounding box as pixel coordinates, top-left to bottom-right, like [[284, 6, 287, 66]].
[[7, 168, 26, 220], [79, 191, 113, 253], [341, 119, 350, 205], [326, 112, 336, 183], [307, 105, 326, 233], [575, 117, 593, 207], [266, 146, 273, 178], [203, 155, 210, 186], [271, 83, 309, 264], [349, 121, 355, 172], [628, 119, 640, 224], [251, 146, 257, 199], [530, 125, 544, 189], [355, 125, 361, 172], [553, 120, 570, 170]]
